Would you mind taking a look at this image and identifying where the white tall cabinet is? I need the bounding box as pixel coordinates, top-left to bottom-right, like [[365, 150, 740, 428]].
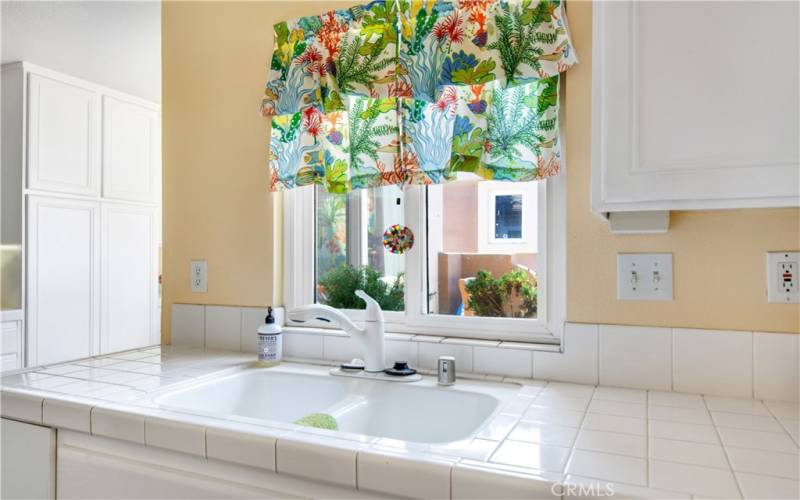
[[1, 62, 161, 367]]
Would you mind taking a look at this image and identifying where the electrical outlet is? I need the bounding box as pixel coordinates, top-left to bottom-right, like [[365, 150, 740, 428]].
[[617, 253, 673, 301], [190, 260, 207, 293], [767, 252, 799, 303]]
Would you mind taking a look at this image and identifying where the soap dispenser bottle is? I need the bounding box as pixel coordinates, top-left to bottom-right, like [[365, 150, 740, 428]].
[[256, 307, 282, 366]]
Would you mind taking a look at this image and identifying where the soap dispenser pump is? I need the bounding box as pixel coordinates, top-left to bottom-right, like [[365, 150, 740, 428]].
[[256, 307, 282, 366]]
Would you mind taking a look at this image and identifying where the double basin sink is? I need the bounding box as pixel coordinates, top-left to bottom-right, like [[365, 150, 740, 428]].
[[154, 364, 517, 444]]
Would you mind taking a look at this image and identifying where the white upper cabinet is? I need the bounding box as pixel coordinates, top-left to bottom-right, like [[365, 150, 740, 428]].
[[102, 96, 160, 203], [100, 203, 158, 353], [592, 1, 800, 213], [27, 74, 101, 196]]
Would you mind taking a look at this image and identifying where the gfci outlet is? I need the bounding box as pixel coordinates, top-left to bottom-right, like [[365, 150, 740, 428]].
[[617, 253, 673, 301], [190, 260, 208, 293], [767, 252, 799, 303]]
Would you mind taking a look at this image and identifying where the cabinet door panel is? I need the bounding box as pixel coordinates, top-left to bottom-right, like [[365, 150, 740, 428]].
[[102, 97, 159, 203], [101, 203, 157, 353], [27, 74, 101, 195], [27, 196, 99, 366], [592, 1, 800, 211], [1, 419, 55, 500]]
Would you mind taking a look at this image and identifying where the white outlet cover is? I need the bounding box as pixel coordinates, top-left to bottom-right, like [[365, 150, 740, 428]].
[[617, 253, 673, 301], [191, 260, 207, 293], [767, 251, 799, 303]]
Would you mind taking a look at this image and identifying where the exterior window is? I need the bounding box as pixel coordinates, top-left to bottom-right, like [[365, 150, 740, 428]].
[[285, 173, 565, 342], [494, 194, 523, 240]]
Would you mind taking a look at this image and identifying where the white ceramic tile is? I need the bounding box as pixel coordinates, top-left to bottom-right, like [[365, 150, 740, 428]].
[[532, 393, 591, 411], [648, 420, 719, 445], [765, 400, 800, 420], [649, 460, 739, 498], [782, 419, 800, 444], [736, 472, 799, 500], [507, 421, 578, 448], [474, 346, 532, 378], [431, 438, 499, 461], [385, 339, 419, 368], [240, 307, 268, 354], [712, 411, 785, 432], [581, 413, 646, 436], [565, 449, 647, 486], [38, 364, 89, 376], [598, 325, 671, 391], [754, 332, 799, 403], [704, 395, 771, 416], [648, 404, 712, 425], [357, 449, 453, 499], [206, 425, 278, 471], [500, 396, 534, 416], [587, 399, 646, 419], [574, 429, 646, 458], [490, 440, 570, 472], [563, 475, 690, 499], [673, 328, 753, 398], [726, 447, 799, 479], [418, 342, 473, 372], [170, 304, 205, 347], [539, 382, 596, 399], [648, 437, 728, 469], [282, 332, 324, 359], [718, 427, 799, 453], [0, 391, 43, 423], [91, 406, 145, 443], [534, 323, 599, 385], [592, 387, 646, 404], [452, 462, 555, 499], [522, 406, 585, 427], [204, 305, 241, 351], [277, 436, 360, 488], [144, 416, 205, 456], [322, 335, 361, 362], [42, 398, 92, 432], [477, 413, 519, 441], [647, 390, 706, 410]]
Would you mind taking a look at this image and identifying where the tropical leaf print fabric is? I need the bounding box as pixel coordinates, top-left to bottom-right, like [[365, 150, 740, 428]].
[[263, 0, 576, 192]]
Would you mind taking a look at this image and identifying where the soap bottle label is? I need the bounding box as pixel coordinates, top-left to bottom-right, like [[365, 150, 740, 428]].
[[258, 334, 282, 362]]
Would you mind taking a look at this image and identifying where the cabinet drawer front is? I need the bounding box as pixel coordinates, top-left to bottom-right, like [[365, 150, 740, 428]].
[[27, 73, 101, 196]]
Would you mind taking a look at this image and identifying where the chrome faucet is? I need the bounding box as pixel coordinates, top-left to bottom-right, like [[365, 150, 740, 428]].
[[288, 290, 386, 373]]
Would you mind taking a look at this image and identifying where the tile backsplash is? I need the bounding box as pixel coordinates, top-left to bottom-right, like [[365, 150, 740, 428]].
[[170, 304, 799, 402]]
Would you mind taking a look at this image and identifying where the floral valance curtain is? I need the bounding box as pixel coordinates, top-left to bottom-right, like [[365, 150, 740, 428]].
[[262, 0, 577, 193]]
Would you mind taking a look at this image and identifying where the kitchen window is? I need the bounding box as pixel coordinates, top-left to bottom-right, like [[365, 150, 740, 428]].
[[283, 171, 565, 343]]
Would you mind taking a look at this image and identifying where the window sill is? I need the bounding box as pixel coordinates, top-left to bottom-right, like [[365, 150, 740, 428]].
[[282, 326, 561, 352]]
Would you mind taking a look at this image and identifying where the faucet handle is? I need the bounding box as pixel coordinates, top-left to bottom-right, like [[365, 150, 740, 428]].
[[355, 290, 384, 322]]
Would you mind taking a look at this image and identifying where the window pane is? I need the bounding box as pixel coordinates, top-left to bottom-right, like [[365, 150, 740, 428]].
[[315, 185, 405, 311], [494, 194, 523, 239], [427, 177, 539, 319]]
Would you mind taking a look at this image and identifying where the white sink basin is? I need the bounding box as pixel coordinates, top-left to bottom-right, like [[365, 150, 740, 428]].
[[154, 364, 517, 444]]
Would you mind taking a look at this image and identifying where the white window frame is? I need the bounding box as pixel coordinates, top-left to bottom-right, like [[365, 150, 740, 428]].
[[282, 167, 566, 343]]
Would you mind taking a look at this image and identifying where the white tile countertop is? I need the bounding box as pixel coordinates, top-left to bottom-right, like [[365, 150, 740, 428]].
[[1, 346, 798, 499]]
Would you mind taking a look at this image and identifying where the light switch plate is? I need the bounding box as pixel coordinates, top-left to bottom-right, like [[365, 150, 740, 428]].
[[767, 251, 799, 303], [617, 253, 673, 301], [190, 260, 207, 293]]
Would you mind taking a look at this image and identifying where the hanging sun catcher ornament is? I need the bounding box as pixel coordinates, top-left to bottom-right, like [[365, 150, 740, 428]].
[[382, 224, 414, 254]]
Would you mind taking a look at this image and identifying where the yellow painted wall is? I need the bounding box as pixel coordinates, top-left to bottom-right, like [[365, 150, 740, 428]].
[[161, 0, 799, 342]]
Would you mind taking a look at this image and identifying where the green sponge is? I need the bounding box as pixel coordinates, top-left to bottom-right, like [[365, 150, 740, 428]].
[[294, 413, 339, 430]]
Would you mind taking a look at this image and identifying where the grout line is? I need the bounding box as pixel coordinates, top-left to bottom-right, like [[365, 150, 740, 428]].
[[703, 396, 745, 499], [645, 390, 651, 487], [750, 331, 755, 399]]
